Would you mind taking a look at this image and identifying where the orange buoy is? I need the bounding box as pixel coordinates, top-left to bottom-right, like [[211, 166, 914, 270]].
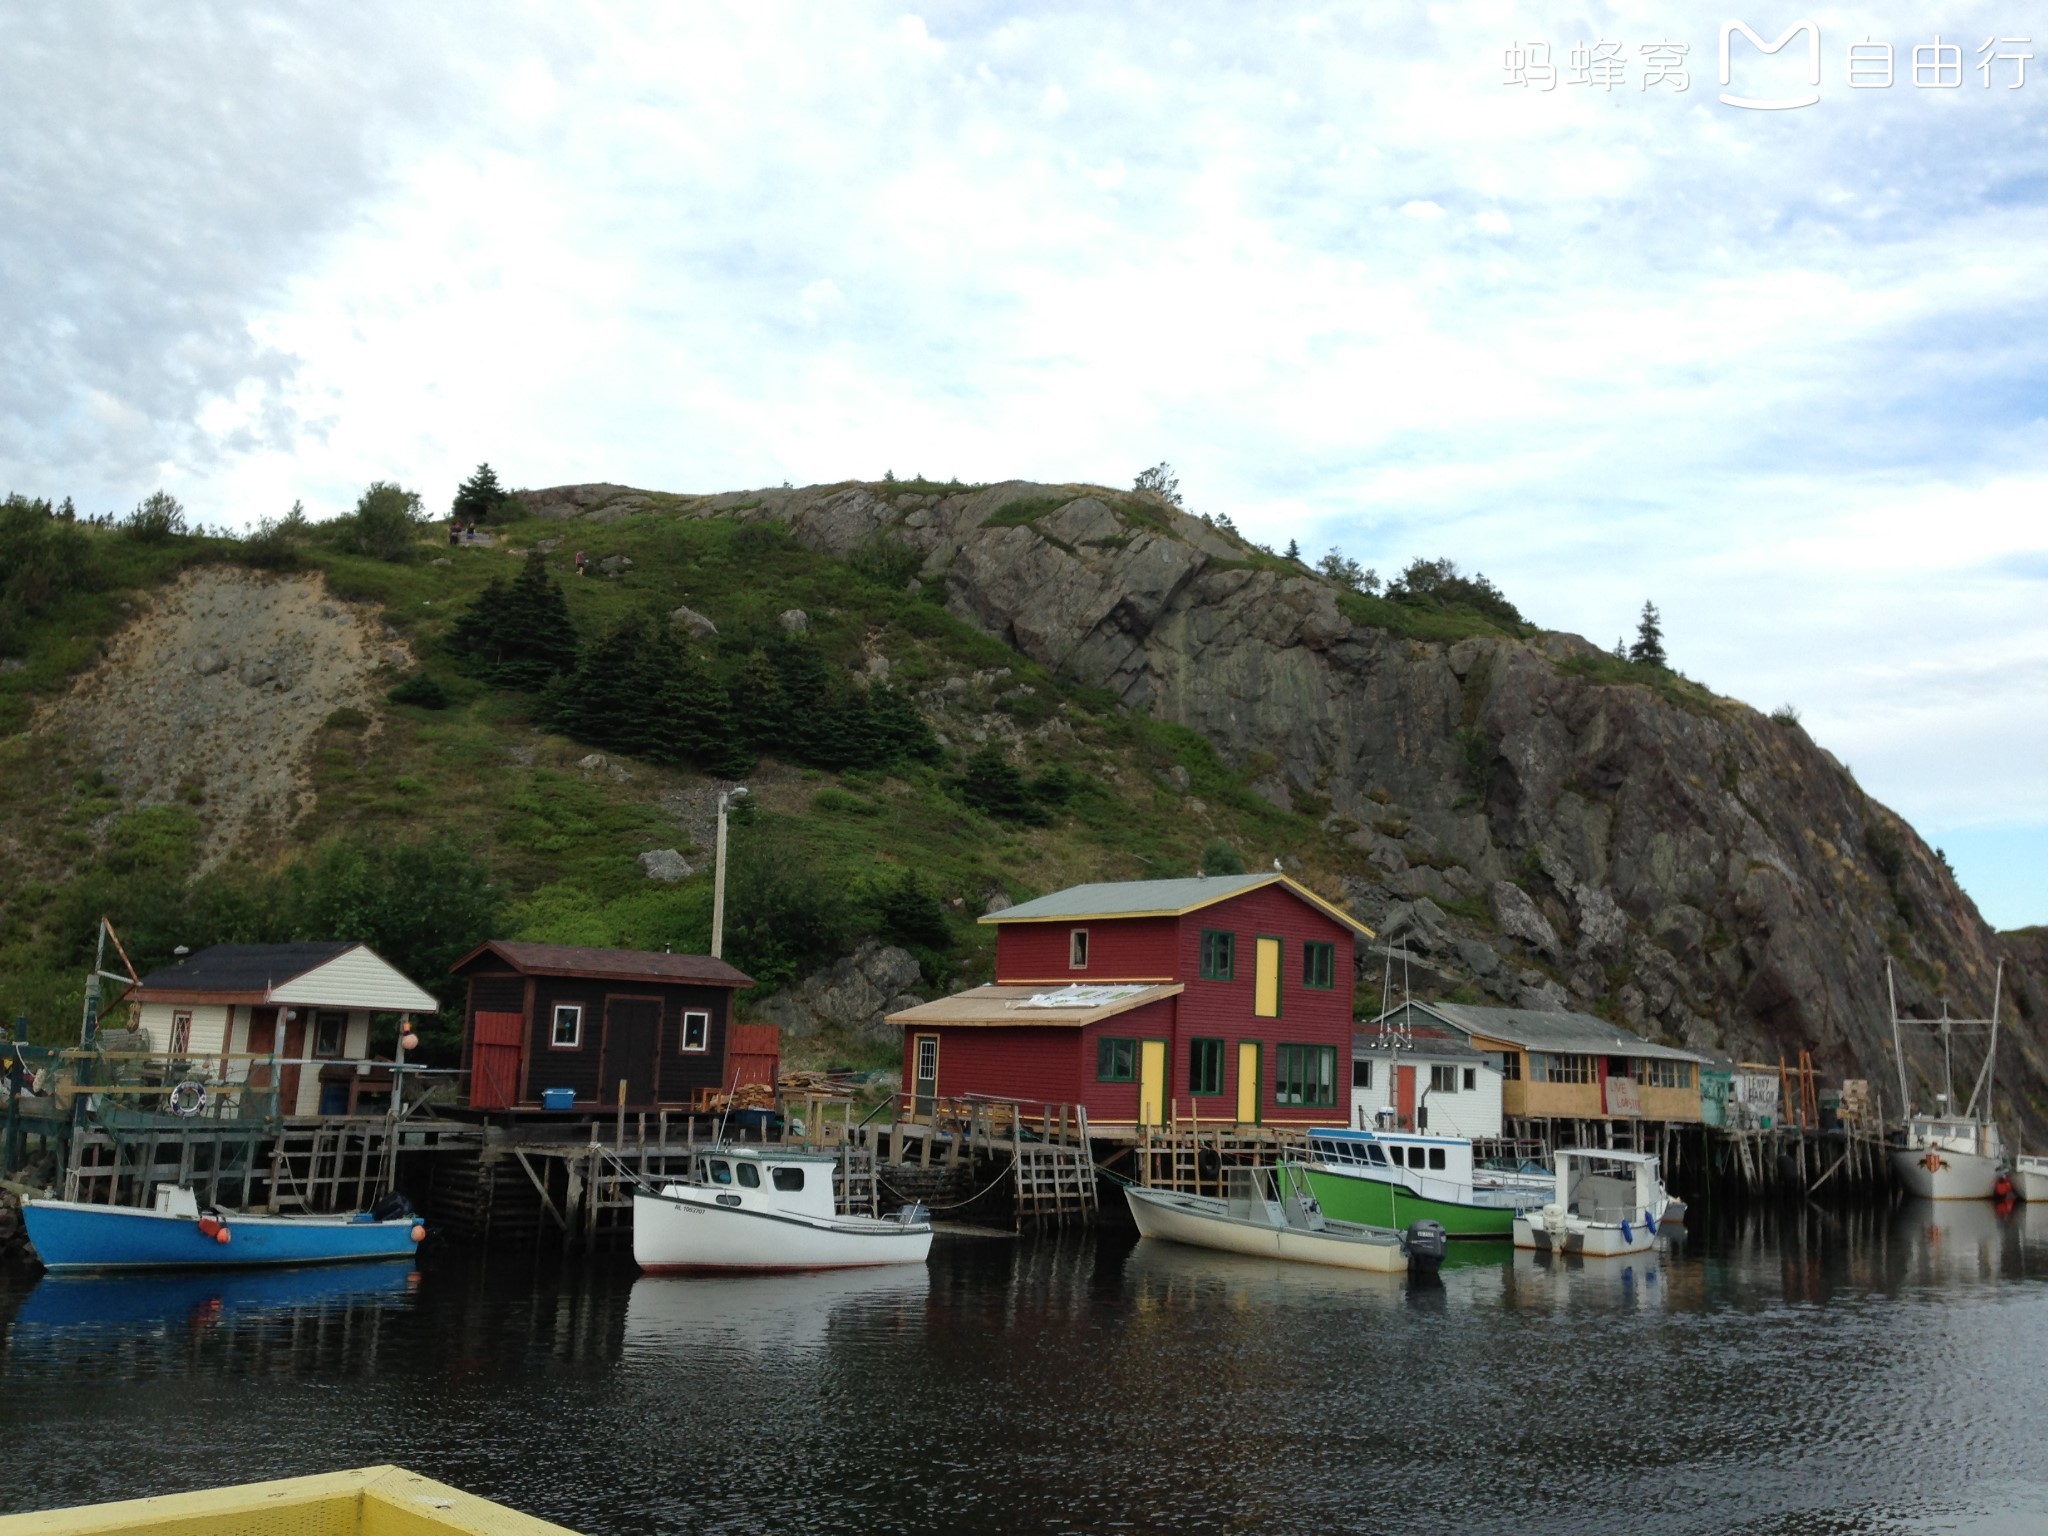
[[410, 1224, 427, 1245], [1994, 1174, 2014, 1200], [197, 1216, 221, 1240], [216, 1226, 232, 1245]]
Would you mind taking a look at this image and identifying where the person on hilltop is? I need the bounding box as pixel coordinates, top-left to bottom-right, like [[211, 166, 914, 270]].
[[575, 549, 587, 576]]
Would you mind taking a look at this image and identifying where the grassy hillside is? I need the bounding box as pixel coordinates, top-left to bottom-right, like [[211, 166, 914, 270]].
[[0, 492, 1370, 1066]]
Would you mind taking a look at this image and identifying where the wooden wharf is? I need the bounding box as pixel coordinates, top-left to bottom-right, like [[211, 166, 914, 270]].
[[3, 1042, 1908, 1262]]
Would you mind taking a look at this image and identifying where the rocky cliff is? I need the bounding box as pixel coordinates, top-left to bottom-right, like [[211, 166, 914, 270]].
[[524, 479, 2048, 1121]]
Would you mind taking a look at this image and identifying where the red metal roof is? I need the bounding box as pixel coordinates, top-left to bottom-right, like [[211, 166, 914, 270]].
[[451, 940, 755, 989]]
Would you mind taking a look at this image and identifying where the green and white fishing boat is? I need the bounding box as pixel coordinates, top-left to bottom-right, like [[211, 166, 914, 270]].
[[1301, 1128, 1550, 1240]]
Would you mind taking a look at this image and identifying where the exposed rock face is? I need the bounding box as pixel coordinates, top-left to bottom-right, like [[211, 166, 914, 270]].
[[752, 942, 925, 1041], [522, 478, 2048, 1123]]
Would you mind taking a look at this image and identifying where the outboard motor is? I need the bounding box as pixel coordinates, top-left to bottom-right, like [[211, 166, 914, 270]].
[[370, 1192, 416, 1223], [892, 1203, 931, 1226], [1403, 1218, 1448, 1269]]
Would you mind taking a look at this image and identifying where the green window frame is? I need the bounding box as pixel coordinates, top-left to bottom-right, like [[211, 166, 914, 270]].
[[1097, 1037, 1137, 1082], [1200, 929, 1236, 981], [1302, 941, 1335, 990], [1189, 1038, 1224, 1096], [1274, 1044, 1337, 1107]]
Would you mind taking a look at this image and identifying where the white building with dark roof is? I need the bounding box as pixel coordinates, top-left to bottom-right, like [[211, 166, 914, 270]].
[[123, 942, 438, 1117]]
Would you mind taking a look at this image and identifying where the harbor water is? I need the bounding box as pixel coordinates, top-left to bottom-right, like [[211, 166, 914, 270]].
[[4, 1200, 2047, 1535]]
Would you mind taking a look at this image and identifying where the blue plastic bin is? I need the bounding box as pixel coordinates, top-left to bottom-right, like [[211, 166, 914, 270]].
[[540, 1088, 575, 1111]]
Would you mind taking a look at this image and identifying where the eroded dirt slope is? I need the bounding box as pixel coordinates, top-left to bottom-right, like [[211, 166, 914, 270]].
[[34, 567, 406, 863]]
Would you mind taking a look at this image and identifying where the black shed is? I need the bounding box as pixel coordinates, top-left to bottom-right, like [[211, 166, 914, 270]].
[[452, 941, 756, 1112]]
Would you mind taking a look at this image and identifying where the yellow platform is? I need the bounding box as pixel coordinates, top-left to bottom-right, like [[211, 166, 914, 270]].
[[0, 1466, 581, 1536]]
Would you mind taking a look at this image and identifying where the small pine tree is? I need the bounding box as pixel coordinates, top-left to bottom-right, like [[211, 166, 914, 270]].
[[1133, 463, 1183, 507], [958, 747, 1048, 823], [1613, 637, 1627, 661], [123, 490, 188, 544], [451, 463, 511, 524], [1284, 538, 1301, 562], [1629, 601, 1667, 667], [450, 552, 578, 688]]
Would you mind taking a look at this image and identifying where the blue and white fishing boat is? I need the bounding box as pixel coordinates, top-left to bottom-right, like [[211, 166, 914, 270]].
[[22, 1186, 425, 1273]]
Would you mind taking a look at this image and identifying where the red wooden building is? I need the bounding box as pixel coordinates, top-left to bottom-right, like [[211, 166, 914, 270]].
[[889, 873, 1372, 1130], [452, 941, 765, 1112]]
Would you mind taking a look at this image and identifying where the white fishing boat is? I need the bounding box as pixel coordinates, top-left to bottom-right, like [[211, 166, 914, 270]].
[[1124, 1165, 1416, 1274], [1885, 961, 2007, 1201], [1512, 1148, 1670, 1258], [2016, 1155, 2048, 1203], [632, 1145, 932, 1274]]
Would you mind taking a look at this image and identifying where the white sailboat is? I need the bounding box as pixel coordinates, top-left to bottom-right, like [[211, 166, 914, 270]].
[[1886, 961, 2006, 1202]]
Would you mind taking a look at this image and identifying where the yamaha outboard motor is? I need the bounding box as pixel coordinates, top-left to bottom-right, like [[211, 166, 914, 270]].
[[1403, 1218, 1448, 1269]]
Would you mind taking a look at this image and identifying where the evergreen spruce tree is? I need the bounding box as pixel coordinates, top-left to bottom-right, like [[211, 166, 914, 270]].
[[1284, 538, 1301, 561], [451, 463, 511, 524], [450, 552, 578, 689], [1629, 601, 1667, 667], [958, 747, 1048, 823]]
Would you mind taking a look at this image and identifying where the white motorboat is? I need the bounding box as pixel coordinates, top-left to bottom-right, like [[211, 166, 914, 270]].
[[1512, 1148, 1670, 1258], [1124, 1165, 1413, 1274], [632, 1145, 932, 1274], [1885, 961, 2008, 1201], [2017, 1154, 2048, 1203]]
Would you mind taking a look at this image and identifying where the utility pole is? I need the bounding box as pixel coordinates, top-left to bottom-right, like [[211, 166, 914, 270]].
[[709, 786, 750, 959]]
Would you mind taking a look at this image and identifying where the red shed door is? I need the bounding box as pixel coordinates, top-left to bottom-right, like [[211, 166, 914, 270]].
[[471, 1011, 524, 1110], [1395, 1065, 1417, 1130]]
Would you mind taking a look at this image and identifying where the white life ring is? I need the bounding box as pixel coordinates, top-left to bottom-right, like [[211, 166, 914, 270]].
[[169, 1079, 208, 1118]]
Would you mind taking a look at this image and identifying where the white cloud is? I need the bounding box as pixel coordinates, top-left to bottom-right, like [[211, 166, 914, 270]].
[[6, 1, 2048, 920]]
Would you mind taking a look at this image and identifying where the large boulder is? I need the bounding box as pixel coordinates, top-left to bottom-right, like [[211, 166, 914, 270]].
[[752, 942, 925, 1041], [1490, 881, 1561, 961], [669, 605, 719, 640], [638, 849, 693, 883]]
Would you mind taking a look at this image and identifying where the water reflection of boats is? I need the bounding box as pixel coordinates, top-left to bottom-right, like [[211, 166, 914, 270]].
[[1891, 1197, 2014, 1282], [1506, 1245, 1666, 1310], [622, 1265, 930, 1356], [14, 1260, 417, 1331]]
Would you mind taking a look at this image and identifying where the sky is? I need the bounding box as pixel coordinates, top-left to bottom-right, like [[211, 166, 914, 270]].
[[3, 3, 2044, 928]]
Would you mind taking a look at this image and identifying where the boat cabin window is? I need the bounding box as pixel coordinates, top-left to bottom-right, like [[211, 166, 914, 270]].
[[1429, 1148, 1446, 1170], [772, 1167, 805, 1192], [1363, 1144, 1387, 1165], [708, 1160, 733, 1185], [736, 1162, 761, 1188], [1408, 1147, 1426, 1169]]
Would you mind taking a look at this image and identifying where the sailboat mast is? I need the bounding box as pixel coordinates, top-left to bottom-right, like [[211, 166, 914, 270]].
[[1888, 962, 1910, 1117]]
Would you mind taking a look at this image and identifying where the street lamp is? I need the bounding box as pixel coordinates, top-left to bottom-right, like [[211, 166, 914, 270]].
[[710, 786, 750, 959]]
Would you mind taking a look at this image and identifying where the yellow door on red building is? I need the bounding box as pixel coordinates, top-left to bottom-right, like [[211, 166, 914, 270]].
[[1139, 1039, 1167, 1125]]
